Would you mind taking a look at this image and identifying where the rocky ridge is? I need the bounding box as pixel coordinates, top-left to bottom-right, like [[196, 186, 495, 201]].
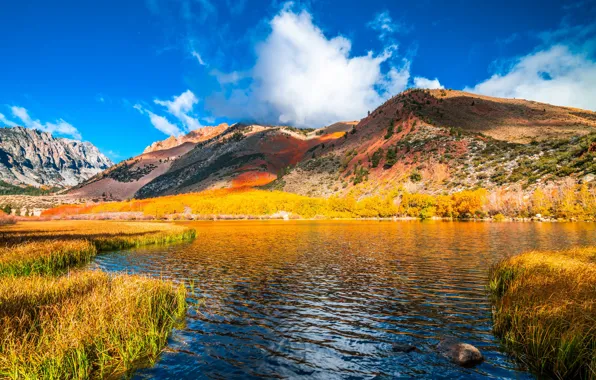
[[70, 90, 596, 200], [0, 126, 112, 187]]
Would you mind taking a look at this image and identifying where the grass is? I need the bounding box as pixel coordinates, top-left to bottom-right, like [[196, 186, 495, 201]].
[[0, 270, 186, 379], [0, 221, 196, 276], [0, 221, 196, 378], [0, 240, 96, 277], [488, 247, 596, 379]]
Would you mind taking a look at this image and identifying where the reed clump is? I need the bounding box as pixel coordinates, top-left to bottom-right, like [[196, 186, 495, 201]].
[[0, 240, 96, 277], [0, 270, 186, 379], [489, 246, 596, 379], [0, 221, 196, 276]]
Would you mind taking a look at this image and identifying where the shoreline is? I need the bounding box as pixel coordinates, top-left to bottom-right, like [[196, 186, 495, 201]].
[[29, 215, 594, 223]]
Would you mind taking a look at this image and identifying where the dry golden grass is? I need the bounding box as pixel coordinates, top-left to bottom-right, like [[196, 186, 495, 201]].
[[0, 240, 96, 277], [0, 221, 195, 378], [0, 270, 186, 379], [0, 221, 196, 276], [0, 220, 193, 246], [489, 246, 596, 379]]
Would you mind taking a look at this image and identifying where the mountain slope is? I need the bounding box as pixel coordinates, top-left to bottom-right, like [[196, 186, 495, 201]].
[[277, 89, 596, 197], [68, 123, 229, 200], [143, 123, 229, 153], [70, 90, 596, 201], [0, 126, 112, 188], [414, 89, 596, 143]]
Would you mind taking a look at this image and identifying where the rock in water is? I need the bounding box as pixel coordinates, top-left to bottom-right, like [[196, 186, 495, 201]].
[[392, 343, 417, 353], [437, 338, 483, 367]]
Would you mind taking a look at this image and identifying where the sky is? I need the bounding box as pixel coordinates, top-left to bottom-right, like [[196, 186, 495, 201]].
[[0, 0, 595, 162]]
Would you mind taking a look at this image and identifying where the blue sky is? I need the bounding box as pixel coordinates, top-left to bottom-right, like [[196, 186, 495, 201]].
[[1, 0, 595, 161]]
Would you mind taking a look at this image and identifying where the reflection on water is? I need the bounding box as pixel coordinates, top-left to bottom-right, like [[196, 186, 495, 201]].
[[92, 221, 595, 379]]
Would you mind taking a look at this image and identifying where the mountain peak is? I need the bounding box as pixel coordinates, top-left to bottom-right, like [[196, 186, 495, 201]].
[[143, 123, 229, 154], [0, 126, 113, 188]]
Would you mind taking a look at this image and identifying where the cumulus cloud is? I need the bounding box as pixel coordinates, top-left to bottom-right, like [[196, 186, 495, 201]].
[[466, 45, 596, 111], [209, 7, 412, 127], [9, 106, 81, 139], [413, 76, 444, 89], [135, 90, 203, 136], [154, 90, 201, 130], [134, 104, 183, 136]]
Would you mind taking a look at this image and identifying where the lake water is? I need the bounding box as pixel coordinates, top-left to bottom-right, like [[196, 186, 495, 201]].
[[92, 221, 596, 379]]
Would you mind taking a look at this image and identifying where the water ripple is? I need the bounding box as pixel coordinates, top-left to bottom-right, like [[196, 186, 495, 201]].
[[92, 220, 596, 379]]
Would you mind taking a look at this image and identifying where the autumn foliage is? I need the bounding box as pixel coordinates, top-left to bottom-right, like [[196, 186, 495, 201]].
[[40, 183, 596, 221]]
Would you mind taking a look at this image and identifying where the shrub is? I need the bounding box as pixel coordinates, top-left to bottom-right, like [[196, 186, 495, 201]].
[[410, 171, 422, 182], [384, 147, 397, 169], [371, 148, 384, 168], [493, 213, 506, 222], [0, 211, 16, 226], [384, 122, 395, 139]]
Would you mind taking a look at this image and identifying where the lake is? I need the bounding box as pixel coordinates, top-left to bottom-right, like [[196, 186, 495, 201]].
[[92, 221, 596, 379]]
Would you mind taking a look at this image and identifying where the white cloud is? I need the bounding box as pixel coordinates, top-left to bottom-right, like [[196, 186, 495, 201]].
[[210, 7, 411, 127], [210, 69, 247, 84], [413, 76, 444, 89], [10, 106, 81, 139], [191, 50, 206, 65], [0, 113, 17, 127], [367, 10, 410, 40], [368, 11, 395, 39], [154, 90, 201, 130], [202, 116, 217, 124], [11, 106, 31, 125], [44, 120, 80, 139], [134, 104, 183, 136], [466, 45, 596, 111], [382, 63, 411, 94]]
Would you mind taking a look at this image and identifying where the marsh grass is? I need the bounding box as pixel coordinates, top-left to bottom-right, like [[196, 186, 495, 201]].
[[489, 247, 596, 379], [0, 221, 196, 276], [0, 221, 195, 378], [0, 270, 186, 379], [0, 240, 96, 277]]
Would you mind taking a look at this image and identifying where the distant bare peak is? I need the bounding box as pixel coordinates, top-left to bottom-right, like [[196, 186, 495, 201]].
[[0, 125, 113, 188]]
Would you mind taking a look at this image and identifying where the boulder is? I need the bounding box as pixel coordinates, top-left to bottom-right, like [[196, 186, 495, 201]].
[[437, 338, 483, 367], [392, 343, 417, 353]]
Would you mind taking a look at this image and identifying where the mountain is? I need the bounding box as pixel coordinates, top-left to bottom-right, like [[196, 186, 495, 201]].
[[143, 123, 229, 153], [0, 126, 112, 189], [70, 90, 596, 201], [68, 123, 231, 200]]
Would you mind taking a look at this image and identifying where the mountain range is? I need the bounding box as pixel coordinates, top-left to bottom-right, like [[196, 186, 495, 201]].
[[0, 126, 112, 191], [66, 89, 595, 201]]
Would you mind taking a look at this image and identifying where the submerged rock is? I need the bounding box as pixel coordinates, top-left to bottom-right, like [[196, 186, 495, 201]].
[[392, 343, 417, 353], [437, 338, 483, 367]]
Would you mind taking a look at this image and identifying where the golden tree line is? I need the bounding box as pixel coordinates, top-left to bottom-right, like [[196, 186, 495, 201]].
[[41, 181, 596, 221]]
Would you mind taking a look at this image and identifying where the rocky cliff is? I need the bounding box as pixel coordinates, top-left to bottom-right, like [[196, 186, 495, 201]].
[[0, 126, 112, 187]]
